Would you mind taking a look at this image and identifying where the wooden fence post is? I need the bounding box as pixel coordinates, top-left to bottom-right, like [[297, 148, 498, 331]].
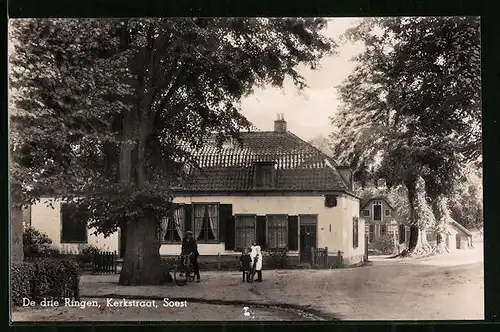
[[337, 250, 342, 266], [324, 246, 328, 268], [218, 253, 221, 270], [113, 251, 117, 273]]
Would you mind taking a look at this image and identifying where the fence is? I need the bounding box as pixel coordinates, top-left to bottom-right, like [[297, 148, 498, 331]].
[[311, 247, 343, 269], [92, 251, 118, 274]]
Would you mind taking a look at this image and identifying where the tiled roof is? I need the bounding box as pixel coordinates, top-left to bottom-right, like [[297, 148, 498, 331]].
[[178, 131, 349, 192], [360, 196, 394, 210], [449, 219, 473, 237]]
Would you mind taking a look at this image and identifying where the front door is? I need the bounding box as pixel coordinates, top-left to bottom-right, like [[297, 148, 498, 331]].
[[299, 215, 317, 262]]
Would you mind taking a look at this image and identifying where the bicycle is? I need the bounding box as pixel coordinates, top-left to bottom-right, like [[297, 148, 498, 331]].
[[174, 253, 196, 286]]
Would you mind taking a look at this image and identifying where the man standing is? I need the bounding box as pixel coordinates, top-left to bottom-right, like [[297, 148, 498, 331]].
[[181, 231, 200, 282]]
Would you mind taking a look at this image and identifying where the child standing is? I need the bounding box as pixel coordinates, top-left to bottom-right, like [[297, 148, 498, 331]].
[[249, 242, 263, 282], [239, 248, 252, 282]]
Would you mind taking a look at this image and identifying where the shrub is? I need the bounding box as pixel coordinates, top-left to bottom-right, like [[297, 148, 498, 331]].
[[32, 259, 80, 302], [23, 226, 54, 258], [12, 262, 36, 306], [12, 259, 80, 306], [78, 245, 101, 264], [266, 248, 289, 269], [370, 233, 396, 255]]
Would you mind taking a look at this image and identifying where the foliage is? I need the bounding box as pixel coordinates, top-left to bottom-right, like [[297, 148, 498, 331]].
[[78, 244, 101, 264], [330, 17, 481, 252], [449, 165, 483, 229], [308, 135, 334, 157], [23, 226, 57, 258], [369, 233, 396, 255], [32, 259, 80, 302], [267, 248, 289, 269], [11, 262, 36, 306], [11, 259, 80, 306]]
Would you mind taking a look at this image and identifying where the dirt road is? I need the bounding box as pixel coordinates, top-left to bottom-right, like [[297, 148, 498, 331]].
[[12, 245, 483, 321]]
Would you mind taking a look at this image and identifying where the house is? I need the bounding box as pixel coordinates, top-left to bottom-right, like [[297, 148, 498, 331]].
[[360, 196, 410, 247], [426, 219, 473, 250], [360, 195, 473, 252], [24, 115, 365, 266]]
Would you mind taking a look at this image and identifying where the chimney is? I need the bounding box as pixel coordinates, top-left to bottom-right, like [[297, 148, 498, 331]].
[[274, 113, 287, 133]]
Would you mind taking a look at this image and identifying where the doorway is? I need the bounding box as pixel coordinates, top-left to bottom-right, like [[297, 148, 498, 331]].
[[299, 215, 317, 263]]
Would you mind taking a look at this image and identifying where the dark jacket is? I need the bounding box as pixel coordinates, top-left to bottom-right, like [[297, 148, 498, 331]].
[[239, 254, 251, 271], [181, 237, 199, 257]]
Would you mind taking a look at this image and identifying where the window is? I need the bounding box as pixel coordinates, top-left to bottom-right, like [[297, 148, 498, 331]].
[[61, 203, 88, 243], [255, 162, 275, 187], [160, 206, 184, 243], [267, 215, 288, 248], [363, 209, 370, 217], [353, 217, 359, 248], [373, 203, 382, 221], [235, 215, 256, 250], [193, 204, 219, 242], [385, 209, 391, 216]]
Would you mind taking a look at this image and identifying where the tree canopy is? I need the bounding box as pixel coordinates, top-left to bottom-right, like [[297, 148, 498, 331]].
[[330, 17, 481, 253]]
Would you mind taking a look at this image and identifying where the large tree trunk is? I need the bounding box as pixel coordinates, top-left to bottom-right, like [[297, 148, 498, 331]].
[[431, 195, 450, 253], [404, 175, 433, 255], [11, 182, 24, 263], [118, 214, 169, 285]]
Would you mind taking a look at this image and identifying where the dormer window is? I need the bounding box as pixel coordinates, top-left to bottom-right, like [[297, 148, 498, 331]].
[[254, 162, 276, 188]]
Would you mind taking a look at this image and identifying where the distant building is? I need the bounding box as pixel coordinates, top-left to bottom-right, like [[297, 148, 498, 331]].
[[360, 196, 410, 247]]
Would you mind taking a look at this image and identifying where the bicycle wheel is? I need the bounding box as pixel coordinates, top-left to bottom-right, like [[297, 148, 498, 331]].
[[186, 264, 195, 282], [174, 263, 188, 286]]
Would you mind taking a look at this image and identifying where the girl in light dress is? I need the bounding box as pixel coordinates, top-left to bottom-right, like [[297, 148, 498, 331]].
[[249, 241, 263, 282]]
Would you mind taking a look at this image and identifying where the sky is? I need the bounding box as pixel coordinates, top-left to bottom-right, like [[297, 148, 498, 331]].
[[240, 18, 365, 141]]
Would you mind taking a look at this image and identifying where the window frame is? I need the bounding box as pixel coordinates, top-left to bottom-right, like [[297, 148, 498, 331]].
[[372, 201, 382, 221], [160, 205, 184, 244], [384, 209, 391, 216], [60, 203, 88, 244], [191, 203, 220, 243], [254, 162, 276, 188], [234, 214, 257, 250], [353, 217, 359, 249], [362, 209, 370, 217], [266, 214, 288, 249]]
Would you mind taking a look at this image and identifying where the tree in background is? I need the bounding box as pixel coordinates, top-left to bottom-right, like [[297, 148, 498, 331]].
[[10, 18, 335, 284], [331, 17, 481, 255], [308, 135, 334, 157]]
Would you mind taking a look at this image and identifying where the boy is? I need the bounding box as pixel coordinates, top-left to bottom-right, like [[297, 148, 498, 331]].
[[239, 248, 252, 282]]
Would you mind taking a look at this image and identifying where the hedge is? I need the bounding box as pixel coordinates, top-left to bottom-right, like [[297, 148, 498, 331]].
[[11, 262, 36, 306], [12, 259, 80, 307]]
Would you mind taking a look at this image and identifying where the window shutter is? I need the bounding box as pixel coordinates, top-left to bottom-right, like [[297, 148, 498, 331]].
[[219, 204, 232, 243], [224, 214, 236, 250], [184, 204, 192, 232], [287, 216, 298, 250], [256, 216, 267, 250]]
